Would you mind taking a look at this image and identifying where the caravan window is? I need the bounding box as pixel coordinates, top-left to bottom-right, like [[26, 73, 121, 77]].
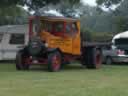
[[0, 34, 3, 43], [115, 38, 128, 45], [9, 34, 25, 44]]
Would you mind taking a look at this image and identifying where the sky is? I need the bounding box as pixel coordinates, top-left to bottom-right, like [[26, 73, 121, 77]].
[[81, 0, 97, 6], [23, 0, 97, 15], [82, 0, 118, 11]]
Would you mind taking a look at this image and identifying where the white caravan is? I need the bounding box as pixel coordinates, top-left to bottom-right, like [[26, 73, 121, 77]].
[[0, 25, 28, 60]]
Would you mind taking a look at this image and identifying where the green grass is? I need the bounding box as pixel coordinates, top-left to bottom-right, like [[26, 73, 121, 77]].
[[0, 63, 128, 96]]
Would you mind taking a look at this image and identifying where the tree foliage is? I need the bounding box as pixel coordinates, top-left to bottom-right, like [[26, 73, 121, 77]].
[[112, 0, 128, 32], [0, 0, 21, 7], [0, 0, 80, 25], [54, 0, 80, 17], [0, 6, 29, 25], [0, 0, 80, 10]]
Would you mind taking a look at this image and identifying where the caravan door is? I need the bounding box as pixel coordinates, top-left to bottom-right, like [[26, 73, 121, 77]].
[[2, 33, 26, 60]]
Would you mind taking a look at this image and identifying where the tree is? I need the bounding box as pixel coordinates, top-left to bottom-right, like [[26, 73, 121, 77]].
[[54, 0, 80, 17], [112, 0, 128, 32], [0, 0, 21, 7], [0, 6, 29, 25], [80, 4, 116, 33], [113, 16, 128, 32], [96, 0, 128, 33], [0, 0, 80, 10], [38, 0, 80, 17], [0, 0, 80, 25]]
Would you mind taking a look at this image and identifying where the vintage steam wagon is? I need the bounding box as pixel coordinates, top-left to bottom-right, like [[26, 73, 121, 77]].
[[16, 16, 102, 72]]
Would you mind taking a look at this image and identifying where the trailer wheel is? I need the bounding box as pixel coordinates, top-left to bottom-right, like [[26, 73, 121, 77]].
[[48, 51, 62, 72], [82, 47, 102, 69], [16, 51, 29, 70]]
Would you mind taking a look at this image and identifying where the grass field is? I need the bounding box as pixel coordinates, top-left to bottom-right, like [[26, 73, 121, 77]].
[[0, 63, 128, 96]]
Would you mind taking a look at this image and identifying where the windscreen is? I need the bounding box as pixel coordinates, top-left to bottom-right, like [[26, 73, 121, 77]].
[[41, 21, 64, 36], [41, 21, 52, 33], [31, 19, 41, 37], [115, 38, 128, 49], [115, 38, 128, 45], [54, 22, 64, 33]]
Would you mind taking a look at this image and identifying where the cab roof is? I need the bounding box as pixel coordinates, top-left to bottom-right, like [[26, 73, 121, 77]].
[[30, 16, 79, 22]]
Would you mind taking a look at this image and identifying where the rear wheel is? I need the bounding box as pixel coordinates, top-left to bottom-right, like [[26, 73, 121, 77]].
[[48, 51, 62, 72], [16, 51, 29, 70], [94, 49, 102, 68], [82, 47, 102, 69]]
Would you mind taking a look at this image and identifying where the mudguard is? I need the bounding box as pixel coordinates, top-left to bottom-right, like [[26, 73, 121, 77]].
[[47, 48, 61, 54]]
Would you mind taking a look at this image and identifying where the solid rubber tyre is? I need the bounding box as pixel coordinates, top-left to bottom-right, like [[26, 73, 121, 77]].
[[48, 51, 62, 72], [16, 51, 29, 70], [82, 47, 102, 69]]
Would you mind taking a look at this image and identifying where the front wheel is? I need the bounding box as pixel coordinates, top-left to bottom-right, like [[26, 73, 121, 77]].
[[16, 51, 29, 70], [48, 51, 62, 72]]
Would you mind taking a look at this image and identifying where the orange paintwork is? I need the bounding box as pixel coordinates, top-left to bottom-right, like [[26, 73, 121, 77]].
[[39, 17, 81, 55]]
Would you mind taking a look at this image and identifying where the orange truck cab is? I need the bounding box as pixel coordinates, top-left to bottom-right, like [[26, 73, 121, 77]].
[[16, 16, 102, 72], [29, 16, 81, 55]]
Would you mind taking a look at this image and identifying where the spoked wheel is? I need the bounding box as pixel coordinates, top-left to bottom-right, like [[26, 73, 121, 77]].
[[48, 51, 62, 72], [16, 51, 29, 70]]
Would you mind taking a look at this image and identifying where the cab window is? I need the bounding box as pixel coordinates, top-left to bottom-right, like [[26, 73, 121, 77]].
[[32, 19, 41, 34], [72, 22, 78, 32], [47, 22, 52, 32], [54, 22, 64, 32], [65, 22, 78, 37], [66, 23, 71, 33], [41, 21, 52, 33]]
